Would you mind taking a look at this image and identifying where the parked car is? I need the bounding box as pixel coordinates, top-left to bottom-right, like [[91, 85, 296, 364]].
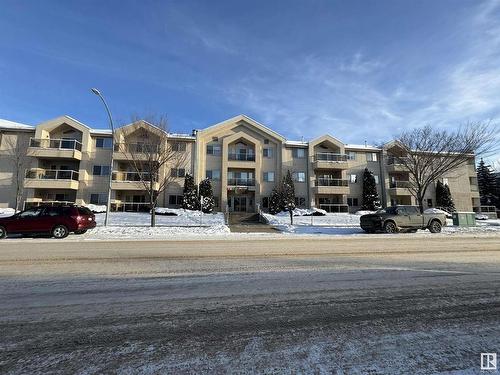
[[0, 205, 96, 239], [360, 205, 447, 234]]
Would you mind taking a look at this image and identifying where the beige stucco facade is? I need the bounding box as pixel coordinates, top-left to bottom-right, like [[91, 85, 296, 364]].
[[0, 114, 479, 213]]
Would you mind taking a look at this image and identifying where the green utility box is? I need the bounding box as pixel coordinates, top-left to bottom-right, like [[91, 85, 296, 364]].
[[452, 212, 476, 227]]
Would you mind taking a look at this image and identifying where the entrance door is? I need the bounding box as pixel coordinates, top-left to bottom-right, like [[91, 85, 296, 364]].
[[233, 196, 247, 212]]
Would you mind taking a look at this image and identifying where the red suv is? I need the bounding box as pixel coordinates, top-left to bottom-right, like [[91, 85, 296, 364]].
[[0, 205, 96, 239]]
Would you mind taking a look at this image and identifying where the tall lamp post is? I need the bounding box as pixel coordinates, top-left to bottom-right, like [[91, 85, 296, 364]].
[[91, 88, 115, 226]]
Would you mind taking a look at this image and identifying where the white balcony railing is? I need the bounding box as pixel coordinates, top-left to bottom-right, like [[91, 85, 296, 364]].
[[390, 180, 411, 188], [29, 138, 82, 151], [315, 178, 348, 187], [25, 168, 79, 181], [227, 178, 255, 186], [112, 171, 156, 182], [314, 153, 348, 162]]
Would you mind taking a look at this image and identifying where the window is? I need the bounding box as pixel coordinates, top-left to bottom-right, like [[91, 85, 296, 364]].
[[263, 148, 273, 158], [206, 169, 221, 180], [374, 175, 379, 184], [90, 193, 108, 204], [18, 207, 43, 218], [171, 168, 186, 178], [347, 151, 357, 160], [262, 197, 269, 208], [264, 139, 269, 144], [366, 152, 378, 162], [442, 178, 449, 185], [93, 165, 110, 176], [168, 195, 183, 205], [349, 174, 357, 183], [207, 144, 221, 156], [347, 198, 359, 207], [295, 197, 306, 207], [292, 171, 306, 182], [405, 206, 419, 215], [263, 171, 275, 182], [427, 198, 433, 207], [292, 148, 306, 158], [172, 142, 187, 152], [96, 138, 113, 149]]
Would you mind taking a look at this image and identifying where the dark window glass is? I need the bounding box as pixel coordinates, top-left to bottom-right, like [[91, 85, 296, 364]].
[[93, 166, 101, 175], [78, 207, 93, 216]]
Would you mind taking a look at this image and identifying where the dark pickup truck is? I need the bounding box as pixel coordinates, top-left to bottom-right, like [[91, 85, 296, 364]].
[[360, 205, 447, 234]]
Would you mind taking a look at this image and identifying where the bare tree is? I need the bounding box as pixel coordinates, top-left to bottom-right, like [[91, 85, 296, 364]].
[[386, 123, 498, 213], [115, 116, 188, 227], [2, 135, 31, 211]]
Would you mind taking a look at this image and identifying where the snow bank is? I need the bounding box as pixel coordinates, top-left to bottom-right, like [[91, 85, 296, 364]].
[[475, 213, 489, 220], [0, 207, 16, 217], [264, 212, 361, 227], [354, 210, 376, 215], [275, 207, 327, 217], [94, 211, 225, 227], [82, 224, 230, 240], [85, 204, 107, 213]]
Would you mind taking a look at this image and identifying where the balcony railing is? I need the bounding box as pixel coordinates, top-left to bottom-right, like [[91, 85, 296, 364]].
[[387, 156, 409, 165], [29, 138, 82, 151], [228, 153, 255, 161], [315, 178, 348, 187], [318, 204, 349, 213], [314, 153, 348, 162], [227, 178, 255, 186], [390, 180, 411, 188], [112, 171, 156, 182], [25, 168, 79, 181], [114, 143, 160, 153]]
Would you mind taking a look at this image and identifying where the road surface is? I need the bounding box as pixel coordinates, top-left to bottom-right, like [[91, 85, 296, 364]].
[[1, 236, 499, 374]]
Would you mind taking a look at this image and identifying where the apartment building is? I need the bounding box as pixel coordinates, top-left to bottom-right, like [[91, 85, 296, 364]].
[[0, 114, 480, 213]]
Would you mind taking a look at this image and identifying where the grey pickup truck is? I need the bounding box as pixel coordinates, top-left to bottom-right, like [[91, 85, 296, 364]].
[[360, 205, 447, 234]]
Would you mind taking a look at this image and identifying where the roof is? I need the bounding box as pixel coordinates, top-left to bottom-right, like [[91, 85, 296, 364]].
[[200, 114, 286, 142], [344, 143, 381, 151], [0, 118, 34, 131], [285, 140, 308, 147]]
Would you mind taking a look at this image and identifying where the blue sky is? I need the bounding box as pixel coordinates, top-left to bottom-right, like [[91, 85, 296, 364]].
[[0, 0, 499, 157]]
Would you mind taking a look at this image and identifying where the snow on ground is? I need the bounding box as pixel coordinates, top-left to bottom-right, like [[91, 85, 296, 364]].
[[263, 212, 362, 227], [81, 210, 229, 239], [93, 210, 225, 227], [264, 212, 500, 236]]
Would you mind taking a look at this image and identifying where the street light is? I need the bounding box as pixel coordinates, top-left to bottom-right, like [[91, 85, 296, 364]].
[[91, 88, 115, 226]]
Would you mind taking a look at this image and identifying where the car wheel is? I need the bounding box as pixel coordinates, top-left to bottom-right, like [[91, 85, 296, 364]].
[[384, 221, 398, 234], [0, 226, 6, 239], [428, 220, 442, 233], [52, 225, 69, 239], [74, 229, 87, 235]]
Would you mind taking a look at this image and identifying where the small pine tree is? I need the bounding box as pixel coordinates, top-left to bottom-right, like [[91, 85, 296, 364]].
[[436, 180, 455, 210], [182, 173, 200, 210], [477, 158, 498, 206], [361, 168, 381, 211], [282, 170, 296, 224], [198, 178, 215, 213], [268, 187, 282, 215]]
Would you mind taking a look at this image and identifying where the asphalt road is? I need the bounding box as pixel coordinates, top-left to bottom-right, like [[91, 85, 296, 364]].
[[1, 236, 499, 374]]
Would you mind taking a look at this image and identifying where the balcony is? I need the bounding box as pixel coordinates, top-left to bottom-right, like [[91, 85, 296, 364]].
[[27, 138, 82, 160], [386, 156, 408, 172], [24, 169, 79, 190], [313, 153, 348, 169], [228, 153, 255, 162], [227, 178, 255, 186], [313, 178, 349, 194], [317, 204, 349, 213], [113, 143, 160, 161], [111, 171, 159, 191], [389, 180, 411, 195]]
